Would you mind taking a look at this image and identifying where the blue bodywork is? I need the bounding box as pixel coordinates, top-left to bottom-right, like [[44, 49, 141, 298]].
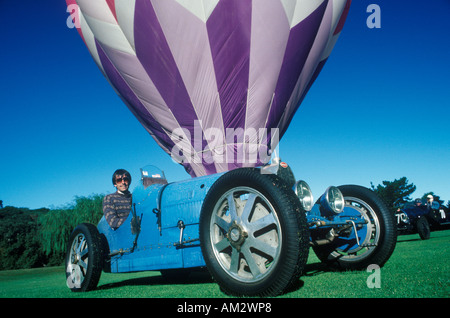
[[98, 169, 369, 274], [98, 173, 224, 273], [306, 204, 368, 252]]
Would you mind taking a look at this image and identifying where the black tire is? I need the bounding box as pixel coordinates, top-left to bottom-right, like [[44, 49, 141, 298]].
[[199, 168, 309, 297], [313, 185, 397, 270], [416, 217, 430, 240], [65, 223, 104, 292]]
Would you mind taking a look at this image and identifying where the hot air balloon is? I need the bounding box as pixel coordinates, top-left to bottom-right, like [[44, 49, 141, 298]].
[[67, 0, 352, 178]]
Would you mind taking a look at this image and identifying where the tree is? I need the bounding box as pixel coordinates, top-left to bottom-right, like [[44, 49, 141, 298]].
[[38, 194, 104, 265], [0, 195, 104, 269], [371, 177, 416, 213], [0, 206, 49, 270]]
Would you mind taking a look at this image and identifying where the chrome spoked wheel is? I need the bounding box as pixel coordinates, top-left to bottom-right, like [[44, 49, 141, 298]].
[[200, 168, 309, 297], [209, 186, 282, 283], [67, 233, 89, 288], [65, 223, 103, 292]]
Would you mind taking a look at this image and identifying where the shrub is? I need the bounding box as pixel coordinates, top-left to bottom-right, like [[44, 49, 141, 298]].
[[38, 194, 104, 265]]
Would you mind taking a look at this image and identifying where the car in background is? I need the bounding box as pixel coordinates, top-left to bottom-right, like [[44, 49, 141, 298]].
[[395, 198, 450, 239]]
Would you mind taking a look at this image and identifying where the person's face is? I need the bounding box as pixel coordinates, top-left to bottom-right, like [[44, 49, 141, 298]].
[[114, 174, 130, 192]]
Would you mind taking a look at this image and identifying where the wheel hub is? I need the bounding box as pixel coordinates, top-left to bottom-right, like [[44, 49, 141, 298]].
[[71, 253, 79, 264], [227, 221, 248, 251]]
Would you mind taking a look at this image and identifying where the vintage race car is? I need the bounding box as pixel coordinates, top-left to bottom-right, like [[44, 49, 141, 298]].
[[65, 161, 397, 297], [395, 199, 450, 240]]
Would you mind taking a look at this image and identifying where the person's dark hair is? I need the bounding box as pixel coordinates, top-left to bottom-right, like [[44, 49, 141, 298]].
[[112, 169, 132, 185]]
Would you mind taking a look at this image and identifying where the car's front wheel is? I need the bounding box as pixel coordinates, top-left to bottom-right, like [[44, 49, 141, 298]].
[[199, 168, 309, 297]]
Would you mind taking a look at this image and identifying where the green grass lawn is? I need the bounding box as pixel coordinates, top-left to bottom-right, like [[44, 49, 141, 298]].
[[1, 229, 449, 298]]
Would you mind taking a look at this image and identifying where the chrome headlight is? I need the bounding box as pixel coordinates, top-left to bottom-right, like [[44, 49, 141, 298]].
[[294, 180, 313, 212], [320, 186, 345, 215]]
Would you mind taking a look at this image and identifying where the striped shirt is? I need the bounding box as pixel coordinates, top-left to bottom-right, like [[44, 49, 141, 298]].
[[103, 191, 132, 230]]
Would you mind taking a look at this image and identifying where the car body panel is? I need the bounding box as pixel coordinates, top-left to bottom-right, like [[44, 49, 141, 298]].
[[98, 173, 224, 273]]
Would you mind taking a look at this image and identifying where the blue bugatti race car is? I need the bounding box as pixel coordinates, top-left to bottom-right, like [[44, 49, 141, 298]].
[[65, 161, 397, 297]]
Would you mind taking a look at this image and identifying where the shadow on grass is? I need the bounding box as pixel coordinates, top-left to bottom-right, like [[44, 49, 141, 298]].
[[304, 261, 336, 276], [97, 267, 309, 295], [397, 228, 450, 243], [396, 237, 423, 243], [97, 269, 213, 291]]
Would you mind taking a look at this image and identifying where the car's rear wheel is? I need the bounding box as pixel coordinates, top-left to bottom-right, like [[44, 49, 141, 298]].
[[199, 168, 309, 297], [65, 223, 104, 292]]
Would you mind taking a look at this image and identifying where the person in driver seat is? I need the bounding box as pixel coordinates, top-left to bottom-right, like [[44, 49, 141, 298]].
[[103, 169, 132, 230]]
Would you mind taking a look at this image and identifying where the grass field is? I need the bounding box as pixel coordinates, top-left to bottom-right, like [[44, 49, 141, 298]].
[[1, 229, 449, 298]]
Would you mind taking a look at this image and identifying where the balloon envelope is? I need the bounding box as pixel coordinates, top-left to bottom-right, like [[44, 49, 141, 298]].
[[68, 0, 351, 177]]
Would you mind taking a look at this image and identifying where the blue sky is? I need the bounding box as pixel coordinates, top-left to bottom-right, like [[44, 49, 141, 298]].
[[1, 0, 449, 209]]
